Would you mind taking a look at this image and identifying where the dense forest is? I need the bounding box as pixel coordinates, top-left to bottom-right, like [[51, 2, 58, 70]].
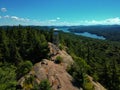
[[59, 32, 120, 90], [0, 26, 53, 90], [0, 26, 120, 90], [68, 25, 120, 41]]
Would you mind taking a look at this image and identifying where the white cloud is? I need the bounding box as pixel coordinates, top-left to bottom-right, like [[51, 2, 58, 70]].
[[1, 8, 7, 12], [0, 15, 31, 25], [83, 17, 120, 25], [48, 17, 61, 22], [4, 15, 10, 18], [11, 16, 30, 22], [11, 16, 19, 20], [49, 17, 120, 26], [1, 15, 120, 26], [57, 17, 60, 20], [11, 16, 21, 21], [105, 17, 120, 24], [49, 19, 57, 22]]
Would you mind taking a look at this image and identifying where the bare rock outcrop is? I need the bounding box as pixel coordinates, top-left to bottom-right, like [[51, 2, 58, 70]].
[[18, 59, 79, 90], [48, 42, 74, 69], [33, 59, 79, 90], [18, 42, 106, 90]]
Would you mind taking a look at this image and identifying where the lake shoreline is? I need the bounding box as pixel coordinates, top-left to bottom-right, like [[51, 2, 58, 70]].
[[55, 27, 106, 40]]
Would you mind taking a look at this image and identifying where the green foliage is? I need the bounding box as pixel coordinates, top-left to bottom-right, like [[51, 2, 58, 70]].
[[0, 63, 17, 90], [92, 73, 99, 82], [83, 77, 94, 90], [68, 56, 90, 88], [59, 44, 63, 50], [0, 26, 49, 90], [59, 32, 120, 90], [21, 75, 51, 90], [17, 61, 33, 79], [69, 25, 120, 41], [0, 26, 120, 90], [55, 56, 63, 64], [39, 79, 51, 90], [0, 26, 50, 64], [0, 26, 52, 90], [22, 75, 35, 90]]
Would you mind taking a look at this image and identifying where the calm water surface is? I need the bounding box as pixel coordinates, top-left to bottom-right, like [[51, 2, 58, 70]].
[[56, 27, 106, 40]]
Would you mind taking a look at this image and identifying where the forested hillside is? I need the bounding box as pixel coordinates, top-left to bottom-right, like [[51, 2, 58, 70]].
[[59, 32, 120, 90], [0, 26, 52, 89], [0, 26, 120, 90], [69, 25, 120, 41]]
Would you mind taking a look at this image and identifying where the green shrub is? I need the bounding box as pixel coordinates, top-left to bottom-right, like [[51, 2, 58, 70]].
[[17, 61, 33, 79], [55, 56, 63, 64], [59, 44, 64, 50], [21, 74, 41, 90], [92, 73, 99, 82], [0, 63, 17, 90], [68, 56, 90, 88], [83, 76, 94, 90], [39, 79, 51, 90]]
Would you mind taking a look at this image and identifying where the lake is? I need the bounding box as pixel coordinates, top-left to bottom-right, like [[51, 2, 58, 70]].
[[56, 27, 106, 40], [74, 32, 106, 40]]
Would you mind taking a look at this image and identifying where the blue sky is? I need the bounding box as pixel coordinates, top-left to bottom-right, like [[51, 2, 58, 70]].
[[0, 0, 120, 26]]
